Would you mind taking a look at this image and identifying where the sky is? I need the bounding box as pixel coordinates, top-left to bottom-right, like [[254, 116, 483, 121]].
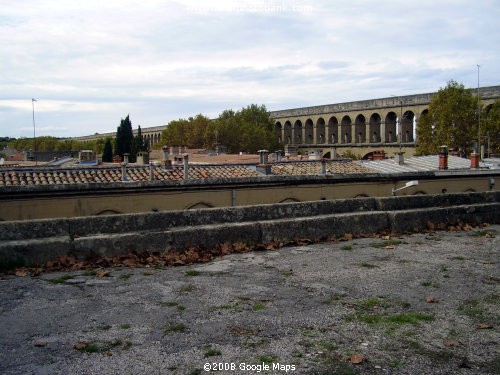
[[1, 0, 499, 138]]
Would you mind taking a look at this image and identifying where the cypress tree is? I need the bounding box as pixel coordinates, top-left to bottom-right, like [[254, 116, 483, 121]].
[[115, 115, 134, 159], [102, 138, 113, 162]]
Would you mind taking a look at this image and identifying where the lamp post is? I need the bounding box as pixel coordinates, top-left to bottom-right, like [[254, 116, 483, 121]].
[[477, 64, 481, 159], [32, 98, 37, 166]]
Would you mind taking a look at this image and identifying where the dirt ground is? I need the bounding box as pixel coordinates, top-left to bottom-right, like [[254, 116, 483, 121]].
[[0, 225, 498, 375]]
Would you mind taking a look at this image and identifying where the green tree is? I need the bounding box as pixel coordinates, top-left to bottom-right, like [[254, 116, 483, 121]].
[[115, 115, 134, 159], [483, 99, 500, 156], [416, 80, 478, 156], [214, 104, 279, 153], [135, 126, 146, 152], [102, 138, 113, 162], [160, 118, 191, 147]]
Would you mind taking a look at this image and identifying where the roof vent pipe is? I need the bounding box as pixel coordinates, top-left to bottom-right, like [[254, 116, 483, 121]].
[[183, 154, 189, 179]]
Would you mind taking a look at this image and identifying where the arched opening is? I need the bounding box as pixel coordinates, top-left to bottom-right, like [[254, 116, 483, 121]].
[[341, 115, 352, 143], [275, 122, 282, 143], [305, 119, 314, 144], [185, 201, 214, 209], [316, 118, 325, 144], [369, 113, 381, 143], [402, 111, 415, 142], [284, 121, 292, 144], [385, 112, 397, 143], [294, 120, 303, 144], [328, 116, 339, 144], [354, 114, 366, 144], [95, 209, 122, 216], [279, 197, 301, 203]]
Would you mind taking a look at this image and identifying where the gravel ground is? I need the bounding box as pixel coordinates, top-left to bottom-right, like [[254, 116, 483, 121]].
[[0, 225, 498, 375]]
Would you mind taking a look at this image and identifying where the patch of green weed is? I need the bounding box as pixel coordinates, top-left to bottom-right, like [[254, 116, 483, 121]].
[[46, 274, 75, 284]]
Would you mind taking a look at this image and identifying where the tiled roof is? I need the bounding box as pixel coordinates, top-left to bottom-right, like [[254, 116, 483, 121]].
[[0, 161, 375, 187], [271, 161, 373, 175]]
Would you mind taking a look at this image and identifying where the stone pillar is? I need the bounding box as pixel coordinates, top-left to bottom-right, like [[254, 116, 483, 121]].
[[380, 121, 386, 143], [351, 126, 357, 144], [281, 127, 285, 145], [291, 127, 295, 145], [439, 145, 448, 170], [331, 147, 338, 160], [325, 125, 331, 145], [301, 126, 306, 145], [313, 125, 317, 145], [414, 117, 418, 143], [365, 123, 371, 143]]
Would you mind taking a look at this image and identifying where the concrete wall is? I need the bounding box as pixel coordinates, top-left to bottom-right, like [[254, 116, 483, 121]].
[[0, 192, 498, 270], [0, 171, 498, 221]]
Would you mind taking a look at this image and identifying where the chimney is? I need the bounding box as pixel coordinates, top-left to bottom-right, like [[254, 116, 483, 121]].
[[123, 153, 129, 165], [183, 153, 189, 179], [275, 150, 282, 162], [320, 158, 327, 175], [470, 152, 480, 169], [395, 152, 405, 165], [439, 145, 448, 170], [121, 162, 128, 182], [258, 150, 269, 165], [149, 162, 155, 181], [162, 146, 169, 161]]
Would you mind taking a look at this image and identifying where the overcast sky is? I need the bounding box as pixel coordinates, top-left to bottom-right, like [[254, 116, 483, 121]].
[[1, 0, 498, 138]]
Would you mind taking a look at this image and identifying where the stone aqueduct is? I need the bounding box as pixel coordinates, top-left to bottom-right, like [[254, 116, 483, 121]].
[[74, 86, 500, 158]]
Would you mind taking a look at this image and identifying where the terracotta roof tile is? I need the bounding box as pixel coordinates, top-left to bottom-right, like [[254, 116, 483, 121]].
[[0, 160, 377, 187]]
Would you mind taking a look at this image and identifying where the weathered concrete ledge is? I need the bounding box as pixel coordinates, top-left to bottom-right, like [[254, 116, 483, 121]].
[[0, 192, 498, 270]]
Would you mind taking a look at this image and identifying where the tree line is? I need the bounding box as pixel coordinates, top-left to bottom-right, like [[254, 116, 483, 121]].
[[157, 104, 280, 153]]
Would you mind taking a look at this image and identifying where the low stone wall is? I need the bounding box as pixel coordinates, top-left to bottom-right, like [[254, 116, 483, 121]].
[[0, 192, 498, 270]]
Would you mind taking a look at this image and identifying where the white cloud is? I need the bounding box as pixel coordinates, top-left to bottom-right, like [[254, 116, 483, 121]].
[[0, 0, 498, 137]]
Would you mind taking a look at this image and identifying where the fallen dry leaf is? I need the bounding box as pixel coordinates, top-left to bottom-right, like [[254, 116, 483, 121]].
[[427, 221, 435, 231], [73, 342, 90, 350], [384, 245, 395, 250], [444, 340, 461, 347], [34, 341, 48, 347], [349, 354, 366, 364], [477, 323, 493, 329], [425, 296, 439, 303], [96, 269, 110, 278], [14, 268, 30, 277]]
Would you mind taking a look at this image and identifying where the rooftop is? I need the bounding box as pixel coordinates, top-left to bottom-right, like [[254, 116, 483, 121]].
[[0, 153, 494, 188], [359, 155, 474, 174]]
